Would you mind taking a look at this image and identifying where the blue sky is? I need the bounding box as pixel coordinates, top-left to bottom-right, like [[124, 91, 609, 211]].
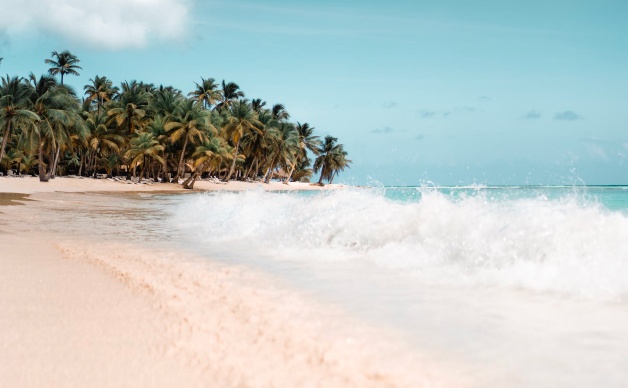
[[1, 0, 627, 185]]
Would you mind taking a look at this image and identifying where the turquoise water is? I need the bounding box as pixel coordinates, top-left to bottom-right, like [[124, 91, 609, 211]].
[[381, 185, 628, 211]]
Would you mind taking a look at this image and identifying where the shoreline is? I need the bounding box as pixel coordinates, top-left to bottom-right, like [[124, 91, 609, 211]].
[[0, 187, 459, 387], [0, 175, 345, 195]]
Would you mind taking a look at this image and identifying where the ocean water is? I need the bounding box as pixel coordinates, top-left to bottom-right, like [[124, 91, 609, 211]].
[[167, 185, 628, 387]]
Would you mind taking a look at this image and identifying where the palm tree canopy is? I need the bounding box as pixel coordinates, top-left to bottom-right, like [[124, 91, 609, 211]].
[[188, 77, 222, 110], [124, 132, 165, 167], [45, 50, 81, 85], [313, 135, 351, 184]]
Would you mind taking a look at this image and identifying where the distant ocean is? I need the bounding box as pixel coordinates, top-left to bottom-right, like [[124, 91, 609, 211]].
[[47, 185, 628, 387]]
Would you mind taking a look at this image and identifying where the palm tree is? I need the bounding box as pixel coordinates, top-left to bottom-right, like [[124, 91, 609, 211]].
[[107, 81, 150, 135], [216, 80, 244, 111], [164, 98, 214, 181], [263, 122, 298, 183], [27, 74, 82, 181], [222, 100, 261, 182], [151, 85, 183, 118], [124, 132, 165, 183], [0, 76, 39, 163], [188, 77, 222, 110], [313, 135, 351, 185], [1, 148, 22, 175], [271, 103, 290, 121], [251, 98, 266, 112], [84, 111, 124, 177], [290, 122, 320, 181], [241, 108, 277, 180], [182, 137, 228, 189], [84, 75, 117, 115], [45, 50, 82, 86]]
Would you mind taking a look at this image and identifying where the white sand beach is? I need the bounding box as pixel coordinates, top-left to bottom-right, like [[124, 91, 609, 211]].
[[0, 178, 458, 387]]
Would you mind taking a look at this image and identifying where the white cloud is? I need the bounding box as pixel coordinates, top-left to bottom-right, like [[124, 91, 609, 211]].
[[0, 0, 190, 49]]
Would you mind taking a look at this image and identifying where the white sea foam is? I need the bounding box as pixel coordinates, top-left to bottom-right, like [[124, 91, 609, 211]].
[[171, 188, 628, 301]]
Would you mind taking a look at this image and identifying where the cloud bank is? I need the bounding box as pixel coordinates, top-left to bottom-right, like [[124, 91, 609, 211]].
[[0, 0, 190, 49]]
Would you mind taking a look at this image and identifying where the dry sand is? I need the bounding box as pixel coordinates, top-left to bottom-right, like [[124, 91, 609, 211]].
[[0, 178, 462, 387], [0, 175, 341, 194]]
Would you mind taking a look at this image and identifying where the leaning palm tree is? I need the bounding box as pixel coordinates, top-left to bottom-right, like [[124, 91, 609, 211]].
[[124, 132, 165, 183], [0, 75, 39, 163], [45, 50, 81, 86], [222, 100, 261, 182], [313, 135, 351, 185], [188, 77, 222, 110], [182, 136, 228, 189], [164, 98, 214, 181]]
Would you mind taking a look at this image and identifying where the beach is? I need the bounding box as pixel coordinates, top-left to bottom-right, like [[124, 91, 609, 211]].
[[0, 177, 453, 387], [4, 178, 628, 387]]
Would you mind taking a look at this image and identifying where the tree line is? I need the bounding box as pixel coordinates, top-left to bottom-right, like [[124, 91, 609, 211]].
[[0, 51, 351, 188]]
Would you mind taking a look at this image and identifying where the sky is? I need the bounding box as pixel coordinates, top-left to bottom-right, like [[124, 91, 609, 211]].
[[0, 0, 627, 186]]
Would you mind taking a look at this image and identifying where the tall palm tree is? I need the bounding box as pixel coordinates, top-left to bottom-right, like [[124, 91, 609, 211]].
[[222, 100, 260, 182], [313, 135, 351, 185], [45, 50, 82, 86], [84, 75, 117, 115], [164, 98, 214, 181], [0, 76, 39, 163], [188, 77, 222, 110], [124, 132, 165, 183]]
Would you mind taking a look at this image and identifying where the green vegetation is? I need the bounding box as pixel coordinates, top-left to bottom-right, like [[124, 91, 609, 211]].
[[0, 51, 351, 186]]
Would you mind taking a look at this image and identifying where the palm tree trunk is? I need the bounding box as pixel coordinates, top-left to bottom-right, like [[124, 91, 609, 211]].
[[263, 154, 279, 183], [183, 160, 211, 189], [138, 158, 146, 183], [224, 139, 240, 182], [284, 165, 295, 184], [0, 121, 12, 163], [51, 146, 61, 178], [245, 157, 256, 180], [78, 150, 84, 176], [38, 136, 49, 182], [175, 136, 189, 183]]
